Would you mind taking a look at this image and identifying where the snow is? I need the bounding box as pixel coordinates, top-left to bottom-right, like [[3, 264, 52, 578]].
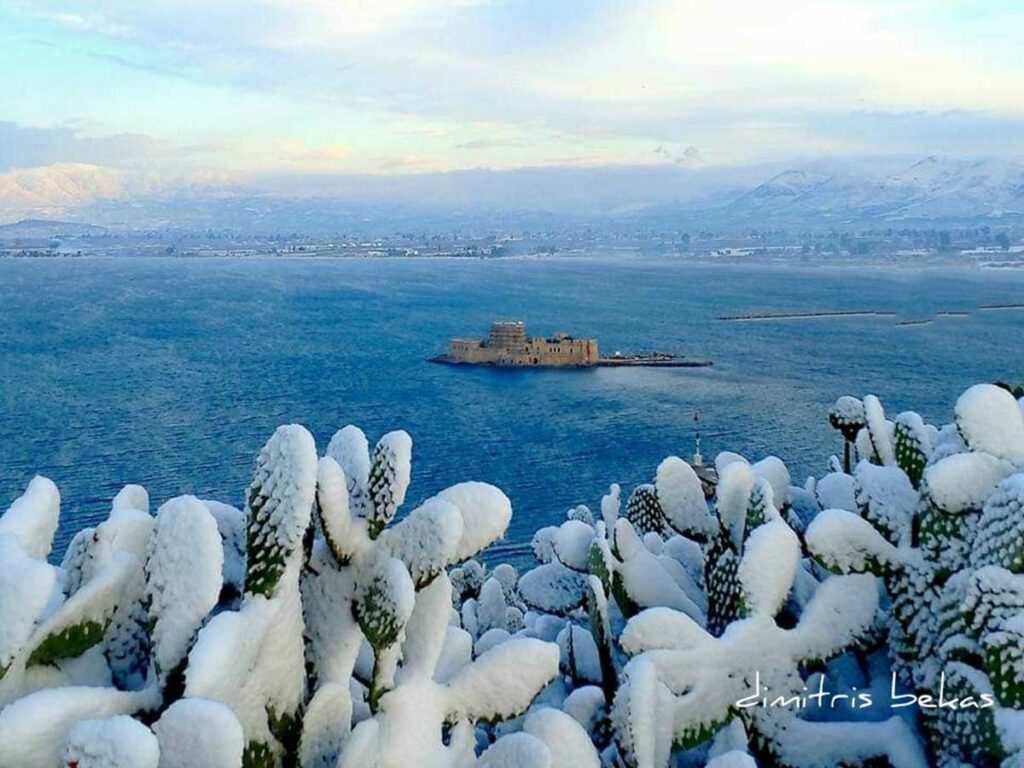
[[475, 628, 511, 656], [562, 686, 605, 734], [475, 732, 551, 768], [995, 708, 1024, 753], [751, 457, 791, 509], [715, 452, 748, 476], [619, 607, 706, 654], [923, 451, 1013, 514], [600, 484, 621, 532], [202, 500, 246, 597], [805, 509, 899, 573], [3, 385, 1022, 768], [185, 577, 306, 752], [706, 752, 756, 768], [111, 485, 149, 514], [523, 707, 600, 768], [792, 574, 880, 659], [63, 715, 159, 768], [146, 496, 223, 685], [815, 472, 856, 512], [531, 527, 557, 564], [0, 686, 157, 768], [433, 483, 513, 561], [0, 475, 60, 560], [863, 395, 896, 466], [518, 560, 587, 615], [327, 425, 372, 516], [245, 424, 318, 596], [398, 572, 454, 683], [354, 556, 416, 651], [154, 698, 245, 768], [830, 396, 865, 429], [662, 535, 704, 584], [447, 638, 559, 721], [300, 682, 353, 768], [955, 383, 1024, 463], [552, 520, 595, 571], [854, 462, 918, 543], [434, 626, 473, 683], [654, 457, 712, 537], [612, 656, 674, 768], [367, 431, 413, 535], [477, 578, 509, 634], [0, 534, 58, 672], [557, 624, 601, 684], [737, 520, 800, 617], [381, 498, 463, 588], [715, 462, 756, 548], [613, 520, 703, 621], [315, 456, 358, 563]]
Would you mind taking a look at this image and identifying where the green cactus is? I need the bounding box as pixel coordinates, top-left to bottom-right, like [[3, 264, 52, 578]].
[[808, 389, 1024, 767]]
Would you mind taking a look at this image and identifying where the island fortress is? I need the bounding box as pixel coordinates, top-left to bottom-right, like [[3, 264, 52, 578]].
[[446, 321, 599, 367], [432, 321, 713, 368]]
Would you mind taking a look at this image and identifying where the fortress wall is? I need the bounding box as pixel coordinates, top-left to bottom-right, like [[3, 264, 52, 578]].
[[447, 331, 598, 366]]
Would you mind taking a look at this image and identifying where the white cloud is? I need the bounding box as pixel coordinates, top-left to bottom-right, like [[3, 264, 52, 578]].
[[12, 0, 1024, 169]]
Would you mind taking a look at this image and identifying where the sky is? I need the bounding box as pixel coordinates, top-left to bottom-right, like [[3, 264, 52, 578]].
[[2, 0, 1024, 189]]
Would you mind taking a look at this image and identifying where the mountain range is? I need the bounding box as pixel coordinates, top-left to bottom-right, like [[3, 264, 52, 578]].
[[1, 155, 1022, 233]]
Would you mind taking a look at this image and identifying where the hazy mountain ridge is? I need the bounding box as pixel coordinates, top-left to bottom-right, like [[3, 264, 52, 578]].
[[2, 155, 1023, 233]]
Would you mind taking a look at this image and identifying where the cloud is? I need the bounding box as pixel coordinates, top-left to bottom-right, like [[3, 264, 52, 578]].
[[653, 145, 702, 167], [0, 122, 168, 171], [9, 0, 1024, 171], [453, 138, 524, 150]]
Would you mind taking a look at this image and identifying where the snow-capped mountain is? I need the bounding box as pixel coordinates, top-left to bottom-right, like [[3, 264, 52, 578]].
[[0, 163, 124, 221], [715, 156, 1024, 224], [2, 155, 1023, 230]]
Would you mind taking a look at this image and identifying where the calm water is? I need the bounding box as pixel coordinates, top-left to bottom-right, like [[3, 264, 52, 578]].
[[1, 256, 1022, 564]]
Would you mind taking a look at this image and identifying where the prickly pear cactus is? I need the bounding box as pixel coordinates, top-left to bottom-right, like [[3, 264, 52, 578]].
[[808, 385, 1024, 767]]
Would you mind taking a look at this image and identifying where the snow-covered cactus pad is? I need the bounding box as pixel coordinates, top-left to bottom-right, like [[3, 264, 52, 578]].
[[808, 385, 1024, 766], [366, 431, 413, 538], [245, 424, 318, 598]]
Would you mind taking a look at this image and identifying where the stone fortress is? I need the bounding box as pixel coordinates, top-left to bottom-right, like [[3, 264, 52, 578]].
[[445, 321, 599, 367], [432, 321, 712, 369]]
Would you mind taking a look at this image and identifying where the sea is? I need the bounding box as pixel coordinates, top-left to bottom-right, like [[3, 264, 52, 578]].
[[1, 255, 1022, 565]]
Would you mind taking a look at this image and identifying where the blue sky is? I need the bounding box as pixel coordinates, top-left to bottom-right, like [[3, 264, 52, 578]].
[[2, 0, 1024, 183]]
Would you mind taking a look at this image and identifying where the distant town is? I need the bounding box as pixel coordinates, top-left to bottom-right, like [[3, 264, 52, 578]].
[[1, 218, 1022, 268]]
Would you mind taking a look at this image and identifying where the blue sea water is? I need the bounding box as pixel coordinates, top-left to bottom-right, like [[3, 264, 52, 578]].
[[1, 256, 1022, 564]]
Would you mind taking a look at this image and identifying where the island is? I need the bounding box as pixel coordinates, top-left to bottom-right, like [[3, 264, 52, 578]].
[[430, 321, 712, 368]]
